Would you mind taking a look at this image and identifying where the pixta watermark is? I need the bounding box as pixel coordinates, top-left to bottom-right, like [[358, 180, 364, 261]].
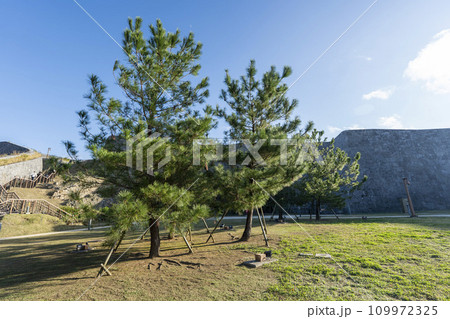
[[126, 129, 321, 175]]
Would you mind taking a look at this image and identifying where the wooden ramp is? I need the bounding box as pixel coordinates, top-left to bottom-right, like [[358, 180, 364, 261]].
[[0, 172, 73, 221]]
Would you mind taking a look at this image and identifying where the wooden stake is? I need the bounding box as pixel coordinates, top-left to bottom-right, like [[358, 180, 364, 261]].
[[255, 207, 269, 247], [140, 227, 149, 240], [330, 209, 340, 220], [97, 241, 117, 277], [100, 263, 112, 276], [181, 232, 193, 253], [205, 210, 229, 243], [201, 218, 211, 233], [403, 177, 417, 217], [259, 207, 268, 234]]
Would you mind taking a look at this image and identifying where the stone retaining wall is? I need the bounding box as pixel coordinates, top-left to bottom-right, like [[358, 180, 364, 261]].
[[0, 157, 43, 185], [333, 129, 450, 213]]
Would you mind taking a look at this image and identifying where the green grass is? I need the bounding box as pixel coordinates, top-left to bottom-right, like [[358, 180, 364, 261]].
[[256, 218, 450, 300], [0, 216, 448, 300], [0, 214, 84, 238]]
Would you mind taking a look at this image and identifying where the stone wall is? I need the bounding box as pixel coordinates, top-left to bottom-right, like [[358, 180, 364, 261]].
[[0, 157, 43, 185], [333, 129, 450, 213]]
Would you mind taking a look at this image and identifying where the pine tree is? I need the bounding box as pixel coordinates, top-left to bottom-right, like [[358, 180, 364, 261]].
[[299, 131, 367, 220], [68, 17, 215, 257], [215, 60, 313, 242]]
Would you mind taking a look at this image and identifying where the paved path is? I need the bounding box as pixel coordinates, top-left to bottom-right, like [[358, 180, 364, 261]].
[[1, 214, 448, 241], [215, 214, 450, 220], [0, 225, 111, 241]]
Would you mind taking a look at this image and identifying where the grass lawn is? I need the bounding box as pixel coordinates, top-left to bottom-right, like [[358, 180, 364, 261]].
[[0, 217, 448, 301], [0, 214, 85, 238]]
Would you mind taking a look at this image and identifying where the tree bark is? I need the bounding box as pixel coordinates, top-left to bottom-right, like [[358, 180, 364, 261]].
[[240, 208, 253, 241], [167, 221, 175, 239], [149, 218, 160, 258], [113, 230, 126, 253], [278, 208, 284, 221], [315, 199, 321, 220]]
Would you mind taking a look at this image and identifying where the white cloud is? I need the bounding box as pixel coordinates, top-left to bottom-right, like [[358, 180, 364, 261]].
[[362, 88, 394, 100], [377, 114, 403, 129], [404, 29, 450, 94], [327, 124, 364, 136], [327, 126, 342, 134], [346, 124, 364, 130]]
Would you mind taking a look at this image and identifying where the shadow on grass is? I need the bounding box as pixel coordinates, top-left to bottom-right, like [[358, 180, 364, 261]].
[[0, 228, 244, 299], [0, 230, 109, 298]]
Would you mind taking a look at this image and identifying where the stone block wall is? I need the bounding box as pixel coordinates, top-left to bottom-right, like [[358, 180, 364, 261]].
[[0, 157, 43, 185], [333, 129, 450, 213]]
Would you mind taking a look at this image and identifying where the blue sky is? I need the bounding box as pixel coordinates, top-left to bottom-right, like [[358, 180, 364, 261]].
[[1, 0, 450, 158]]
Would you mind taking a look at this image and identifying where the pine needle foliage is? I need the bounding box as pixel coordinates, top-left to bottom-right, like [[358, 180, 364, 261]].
[[214, 60, 314, 241], [67, 17, 216, 257], [298, 131, 367, 220]]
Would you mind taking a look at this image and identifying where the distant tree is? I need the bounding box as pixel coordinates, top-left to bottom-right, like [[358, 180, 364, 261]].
[[79, 203, 99, 230], [67, 17, 215, 257], [68, 190, 82, 208], [270, 181, 309, 221], [62, 141, 79, 162], [46, 156, 71, 175], [215, 60, 313, 242], [299, 131, 367, 220]]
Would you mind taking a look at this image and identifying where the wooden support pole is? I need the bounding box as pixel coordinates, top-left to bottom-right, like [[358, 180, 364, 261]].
[[259, 207, 268, 234], [182, 234, 194, 253], [97, 241, 117, 278], [331, 209, 340, 220], [100, 264, 112, 276], [177, 226, 193, 253], [403, 177, 417, 217], [201, 218, 211, 233], [255, 207, 269, 247], [205, 210, 229, 243], [140, 228, 149, 240]]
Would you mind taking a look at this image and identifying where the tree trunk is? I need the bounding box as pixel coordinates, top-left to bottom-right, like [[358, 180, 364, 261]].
[[270, 206, 276, 220], [149, 218, 160, 258], [315, 199, 321, 220], [278, 208, 283, 221], [168, 221, 175, 239], [240, 208, 253, 241], [113, 230, 126, 253]]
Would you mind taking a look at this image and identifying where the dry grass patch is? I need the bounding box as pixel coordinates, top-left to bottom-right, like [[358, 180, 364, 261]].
[[0, 152, 41, 166], [0, 214, 84, 238], [9, 184, 64, 207]]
